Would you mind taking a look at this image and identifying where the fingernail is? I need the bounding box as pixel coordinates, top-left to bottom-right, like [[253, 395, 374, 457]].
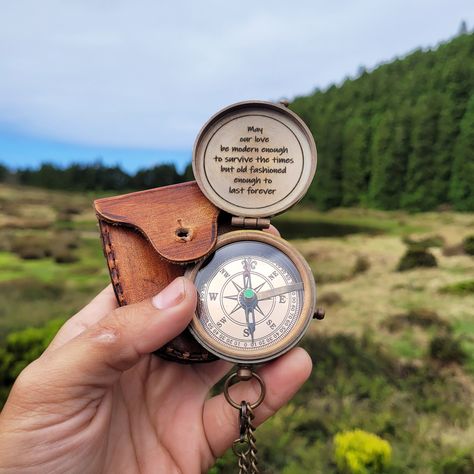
[[152, 278, 186, 309]]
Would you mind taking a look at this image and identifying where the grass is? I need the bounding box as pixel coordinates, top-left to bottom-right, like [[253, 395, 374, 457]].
[[0, 185, 109, 335], [1, 183, 474, 472], [440, 279, 474, 295]]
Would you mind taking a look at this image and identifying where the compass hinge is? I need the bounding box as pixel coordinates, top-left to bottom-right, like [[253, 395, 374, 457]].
[[231, 217, 271, 230]]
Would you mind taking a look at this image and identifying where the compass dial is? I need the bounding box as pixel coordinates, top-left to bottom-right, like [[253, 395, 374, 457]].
[[187, 231, 316, 364]]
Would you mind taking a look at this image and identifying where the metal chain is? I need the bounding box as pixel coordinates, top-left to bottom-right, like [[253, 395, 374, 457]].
[[245, 403, 258, 473], [224, 367, 265, 474], [232, 402, 258, 473]]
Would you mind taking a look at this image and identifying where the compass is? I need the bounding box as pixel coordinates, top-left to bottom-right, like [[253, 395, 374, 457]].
[[187, 230, 316, 364], [186, 101, 319, 471], [186, 100, 318, 366]]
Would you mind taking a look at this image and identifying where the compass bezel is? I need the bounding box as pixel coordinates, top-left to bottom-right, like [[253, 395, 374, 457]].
[[186, 230, 316, 364]]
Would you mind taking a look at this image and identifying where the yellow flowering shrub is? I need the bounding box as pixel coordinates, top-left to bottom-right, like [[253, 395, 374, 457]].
[[333, 429, 392, 474]]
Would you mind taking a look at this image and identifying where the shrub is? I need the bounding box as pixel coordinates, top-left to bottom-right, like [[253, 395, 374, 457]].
[[52, 247, 79, 264], [397, 248, 437, 271], [333, 429, 392, 473], [439, 451, 474, 474], [11, 235, 52, 260], [54, 230, 80, 250], [462, 235, 474, 256], [429, 335, 467, 365], [0, 319, 65, 405], [382, 308, 450, 332], [352, 255, 371, 275]]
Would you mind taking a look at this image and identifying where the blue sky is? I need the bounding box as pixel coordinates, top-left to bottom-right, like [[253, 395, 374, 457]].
[[1, 0, 473, 173]]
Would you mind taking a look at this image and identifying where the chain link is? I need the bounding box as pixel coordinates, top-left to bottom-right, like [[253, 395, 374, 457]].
[[232, 401, 258, 473], [224, 366, 265, 474]]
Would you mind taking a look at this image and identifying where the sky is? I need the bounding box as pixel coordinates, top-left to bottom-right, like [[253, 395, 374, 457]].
[[0, 0, 473, 173]]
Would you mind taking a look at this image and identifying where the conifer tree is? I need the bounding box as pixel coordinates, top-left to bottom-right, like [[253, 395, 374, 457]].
[[314, 110, 343, 209], [342, 116, 369, 206], [401, 94, 442, 211], [449, 94, 474, 210]]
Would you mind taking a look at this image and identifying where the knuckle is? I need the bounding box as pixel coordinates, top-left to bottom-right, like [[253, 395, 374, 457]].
[[85, 306, 128, 347]]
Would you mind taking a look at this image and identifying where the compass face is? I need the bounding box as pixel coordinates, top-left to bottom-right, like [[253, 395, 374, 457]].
[[188, 232, 316, 363]]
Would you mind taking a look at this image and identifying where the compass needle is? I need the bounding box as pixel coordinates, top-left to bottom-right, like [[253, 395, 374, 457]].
[[257, 282, 304, 301]]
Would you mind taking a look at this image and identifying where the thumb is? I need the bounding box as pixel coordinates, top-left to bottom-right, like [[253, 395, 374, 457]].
[[16, 277, 197, 398]]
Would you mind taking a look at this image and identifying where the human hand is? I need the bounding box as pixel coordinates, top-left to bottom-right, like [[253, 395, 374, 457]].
[[0, 277, 312, 474]]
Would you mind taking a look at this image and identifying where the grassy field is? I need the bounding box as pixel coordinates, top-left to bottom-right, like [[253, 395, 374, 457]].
[[1, 183, 474, 472]]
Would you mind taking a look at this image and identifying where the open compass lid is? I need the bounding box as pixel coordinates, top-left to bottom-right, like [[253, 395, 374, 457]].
[[193, 101, 317, 218]]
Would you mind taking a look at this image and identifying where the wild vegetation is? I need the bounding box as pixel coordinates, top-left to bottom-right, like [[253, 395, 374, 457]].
[[1, 183, 473, 472]]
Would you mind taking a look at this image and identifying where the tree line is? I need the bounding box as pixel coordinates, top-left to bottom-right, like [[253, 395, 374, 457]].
[[0, 161, 194, 192], [291, 29, 474, 211]]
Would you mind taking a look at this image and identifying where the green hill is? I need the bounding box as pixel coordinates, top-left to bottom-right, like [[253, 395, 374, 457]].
[[291, 31, 474, 212]]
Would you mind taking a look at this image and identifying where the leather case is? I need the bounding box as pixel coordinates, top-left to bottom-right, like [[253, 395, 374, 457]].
[[94, 180, 222, 363]]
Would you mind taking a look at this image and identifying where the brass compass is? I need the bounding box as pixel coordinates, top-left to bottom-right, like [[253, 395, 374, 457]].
[[186, 100, 318, 472], [187, 230, 316, 364], [187, 100, 318, 365]]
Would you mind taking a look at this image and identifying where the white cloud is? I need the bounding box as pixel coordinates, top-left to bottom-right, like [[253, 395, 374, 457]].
[[0, 0, 473, 149]]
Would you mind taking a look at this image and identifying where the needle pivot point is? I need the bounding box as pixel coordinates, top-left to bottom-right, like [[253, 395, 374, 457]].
[[243, 289, 255, 299]]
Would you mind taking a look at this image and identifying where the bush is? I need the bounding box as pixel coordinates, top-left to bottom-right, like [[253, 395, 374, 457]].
[[382, 308, 450, 332], [429, 335, 467, 365], [439, 451, 474, 474], [0, 319, 65, 405], [462, 235, 474, 256], [352, 255, 371, 275], [52, 247, 79, 264], [333, 429, 392, 473], [397, 248, 437, 271], [11, 235, 52, 260], [10, 232, 80, 262]]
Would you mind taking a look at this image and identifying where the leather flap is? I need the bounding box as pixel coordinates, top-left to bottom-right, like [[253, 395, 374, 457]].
[[94, 181, 220, 263]]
